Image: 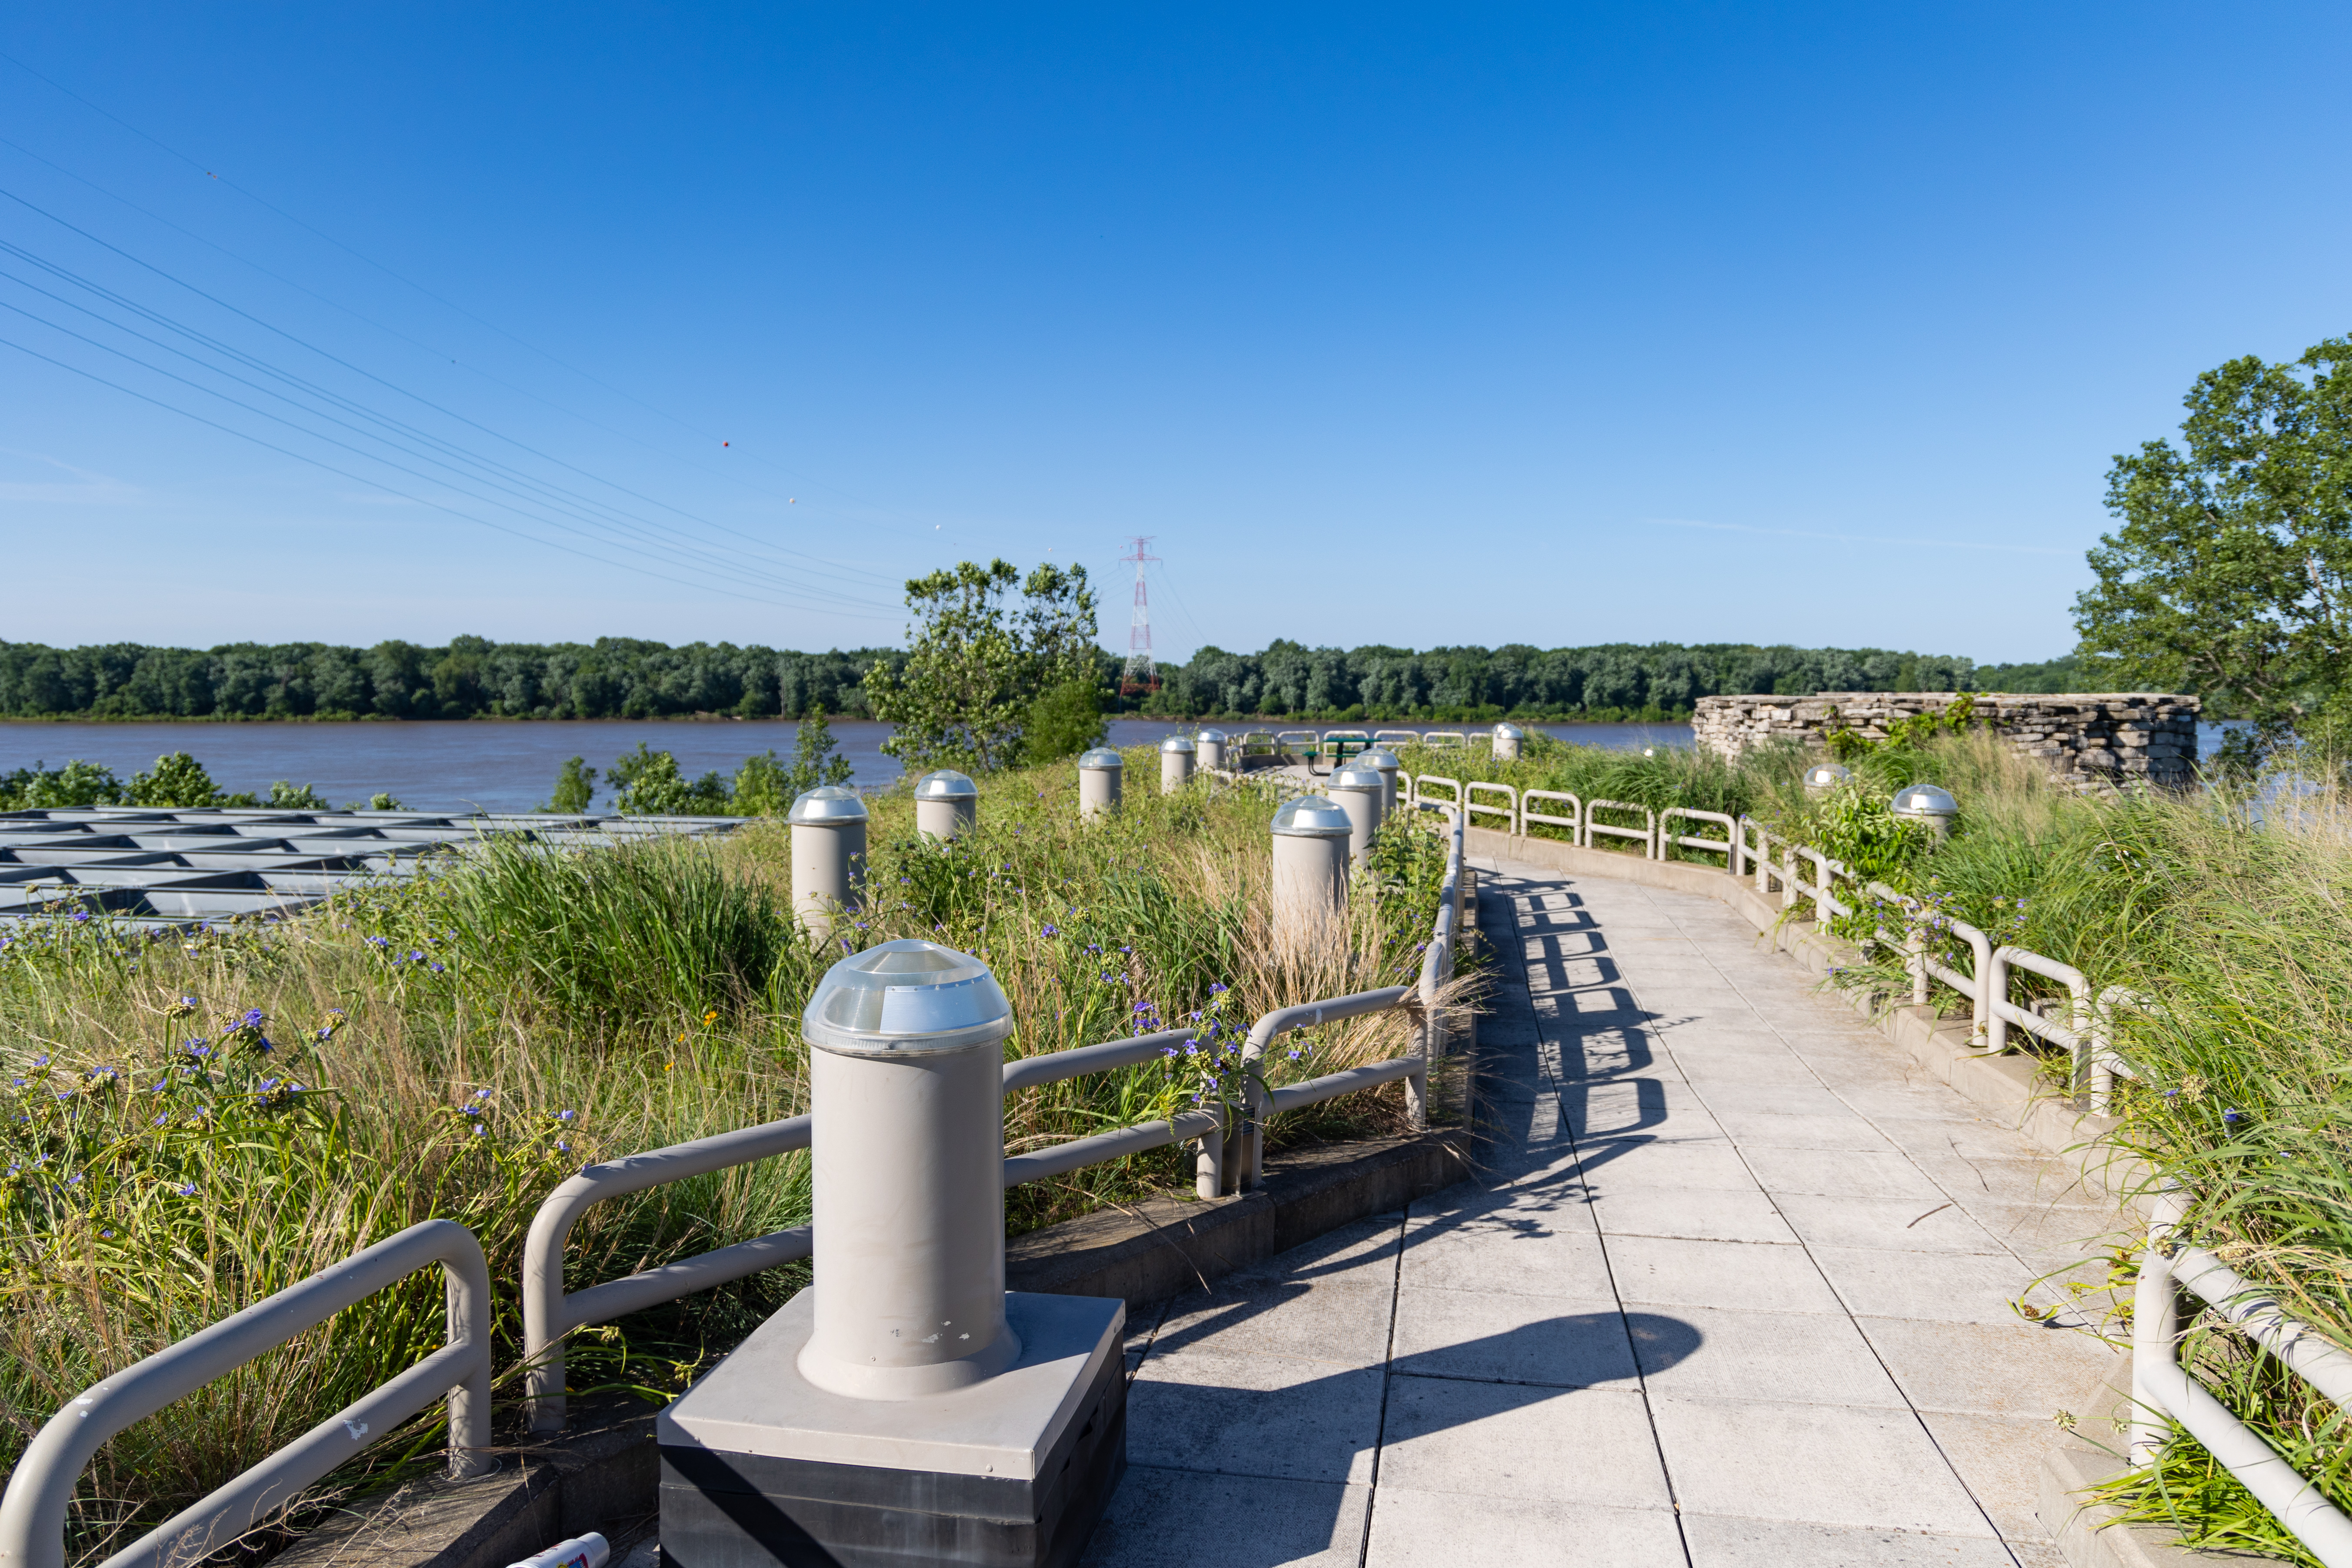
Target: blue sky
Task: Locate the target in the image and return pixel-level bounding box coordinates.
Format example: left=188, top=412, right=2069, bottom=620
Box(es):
left=1, top=4, right=2346, bottom=666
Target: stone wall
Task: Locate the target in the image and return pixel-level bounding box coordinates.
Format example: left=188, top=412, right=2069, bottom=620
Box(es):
left=1690, top=692, right=2202, bottom=790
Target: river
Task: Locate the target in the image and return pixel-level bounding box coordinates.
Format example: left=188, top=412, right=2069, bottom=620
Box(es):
left=0, top=719, right=1695, bottom=814
left=0, top=718, right=2243, bottom=814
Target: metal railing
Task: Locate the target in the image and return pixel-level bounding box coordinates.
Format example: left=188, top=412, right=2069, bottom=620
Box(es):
left=1660, top=807, right=1736, bottom=865
left=521, top=799, right=1470, bottom=1431
left=1520, top=789, right=1581, bottom=841
left=1585, top=799, right=1657, bottom=858
left=1463, top=781, right=1516, bottom=832
left=0, top=1220, right=493, bottom=1568
left=2132, top=1188, right=2352, bottom=1566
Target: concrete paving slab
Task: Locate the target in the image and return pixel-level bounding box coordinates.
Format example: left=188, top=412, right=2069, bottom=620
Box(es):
left=1679, top=1514, right=2019, bottom=1567
left=1151, top=1279, right=1399, bottom=1369
left=1587, top=1184, right=1799, bottom=1245
left=1710, top=1108, right=1897, bottom=1151
left=1389, top=1287, right=1646, bottom=1388
left=1650, top=1395, right=1997, bottom=1535
left=1772, top=1192, right=2008, bottom=1254
left=1633, top=1305, right=1911, bottom=1408
left=1608, top=1234, right=1842, bottom=1315
left=1737, top=1145, right=1949, bottom=1201
left=1572, top=1136, right=1755, bottom=1191
left=1375, top=1378, right=1669, bottom=1506
left=1398, top=1211, right=1617, bottom=1301
left=1080, top=1466, right=1369, bottom=1568
left=1857, top=1316, right=2120, bottom=1419
left=1809, top=1245, right=2071, bottom=1326
left=1126, top=1347, right=1386, bottom=1484
left=1363, top=1489, right=1684, bottom=1568
left=1918, top=1408, right=2079, bottom=1542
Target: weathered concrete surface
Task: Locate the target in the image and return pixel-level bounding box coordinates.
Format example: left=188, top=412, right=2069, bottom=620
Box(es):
left=1084, top=855, right=2126, bottom=1568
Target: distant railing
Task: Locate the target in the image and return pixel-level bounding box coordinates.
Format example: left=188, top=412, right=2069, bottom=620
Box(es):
left=0, top=1221, right=493, bottom=1568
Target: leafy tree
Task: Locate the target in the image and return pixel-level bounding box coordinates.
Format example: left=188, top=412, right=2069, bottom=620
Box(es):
left=607, top=743, right=732, bottom=815
left=124, top=753, right=229, bottom=808
left=732, top=706, right=856, bottom=816
left=1022, top=679, right=1107, bottom=765
left=0, top=760, right=123, bottom=809
left=263, top=781, right=331, bottom=809
left=866, top=560, right=1100, bottom=773
left=544, top=756, right=597, bottom=813
left=2074, top=335, right=2352, bottom=736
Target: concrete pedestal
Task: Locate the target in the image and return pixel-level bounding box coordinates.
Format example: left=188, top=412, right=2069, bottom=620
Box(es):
left=659, top=1290, right=1126, bottom=1568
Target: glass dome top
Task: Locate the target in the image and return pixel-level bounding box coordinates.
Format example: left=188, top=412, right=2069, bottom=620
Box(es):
left=912, top=769, right=979, bottom=800
left=1271, top=794, right=1353, bottom=838
left=787, top=785, right=869, bottom=824
left=1078, top=747, right=1124, bottom=770
left=1891, top=782, right=1959, bottom=817
left=803, top=939, right=1013, bottom=1057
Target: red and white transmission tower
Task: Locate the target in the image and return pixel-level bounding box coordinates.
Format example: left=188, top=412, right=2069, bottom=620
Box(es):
left=1119, top=536, right=1159, bottom=692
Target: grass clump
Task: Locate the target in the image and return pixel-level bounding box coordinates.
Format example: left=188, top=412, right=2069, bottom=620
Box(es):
left=0, top=745, right=1458, bottom=1563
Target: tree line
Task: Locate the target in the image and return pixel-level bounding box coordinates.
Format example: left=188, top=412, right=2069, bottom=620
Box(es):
left=0, top=633, right=2078, bottom=725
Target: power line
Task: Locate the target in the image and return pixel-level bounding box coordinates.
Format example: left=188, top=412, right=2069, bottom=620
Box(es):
left=0, top=285, right=882, bottom=614
left=0, top=127, right=902, bottom=546
left=0, top=47, right=923, bottom=528
left=0, top=241, right=897, bottom=607
left=0, top=330, right=901, bottom=620
left=0, top=182, right=897, bottom=595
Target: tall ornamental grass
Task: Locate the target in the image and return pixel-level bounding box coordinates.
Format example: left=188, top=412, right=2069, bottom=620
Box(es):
left=0, top=748, right=1458, bottom=1563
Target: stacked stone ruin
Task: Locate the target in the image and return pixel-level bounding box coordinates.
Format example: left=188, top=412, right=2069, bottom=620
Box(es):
left=1690, top=692, right=2202, bottom=790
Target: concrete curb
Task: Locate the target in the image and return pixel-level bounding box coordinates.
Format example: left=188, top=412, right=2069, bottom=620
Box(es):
left=1465, top=825, right=2231, bottom=1568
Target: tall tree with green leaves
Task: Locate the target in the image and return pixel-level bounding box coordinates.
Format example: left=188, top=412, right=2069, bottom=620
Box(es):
left=2074, top=335, right=2352, bottom=734
left=866, top=560, right=1101, bottom=772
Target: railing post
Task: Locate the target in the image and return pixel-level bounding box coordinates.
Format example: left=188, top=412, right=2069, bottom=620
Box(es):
left=1986, top=948, right=2012, bottom=1053
left=2132, top=1190, right=2185, bottom=1464
left=1907, top=920, right=1929, bottom=1007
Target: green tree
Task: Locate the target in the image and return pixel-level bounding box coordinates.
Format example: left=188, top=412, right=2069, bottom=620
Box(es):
left=0, top=760, right=124, bottom=809
left=2074, top=334, right=2352, bottom=735
left=544, top=756, right=597, bottom=813
left=607, top=743, right=732, bottom=815
left=1021, top=678, right=1107, bottom=765
left=264, top=781, right=331, bottom=809
left=123, top=753, right=226, bottom=808
left=866, top=560, right=1100, bottom=772
left=732, top=706, right=856, bottom=816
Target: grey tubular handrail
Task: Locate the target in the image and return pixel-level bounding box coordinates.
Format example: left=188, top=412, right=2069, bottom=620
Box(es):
left=1519, top=789, right=1580, bottom=839
left=1236, top=984, right=1420, bottom=1187
left=1463, top=781, right=1516, bottom=829
left=0, top=1219, right=493, bottom=1568
left=2132, top=1189, right=2352, bottom=1565
left=1660, top=807, right=1736, bottom=863
left=524, top=1027, right=1205, bottom=1430
left=1984, top=945, right=2089, bottom=1082
left=1584, top=799, right=1656, bottom=858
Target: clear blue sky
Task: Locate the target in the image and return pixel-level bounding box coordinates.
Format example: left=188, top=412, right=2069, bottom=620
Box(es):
left=2, top=5, right=2346, bottom=666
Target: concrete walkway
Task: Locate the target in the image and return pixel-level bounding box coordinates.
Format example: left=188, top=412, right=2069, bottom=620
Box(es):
left=1081, top=855, right=2124, bottom=1568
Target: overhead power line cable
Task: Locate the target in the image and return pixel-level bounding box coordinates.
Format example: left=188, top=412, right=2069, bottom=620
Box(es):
left=0, top=243, right=895, bottom=607
left=0, top=182, right=896, bottom=593
left=0, top=330, right=899, bottom=620
left=0, top=289, right=884, bottom=616
left=0, top=49, right=925, bottom=531
left=0, top=128, right=900, bottom=543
